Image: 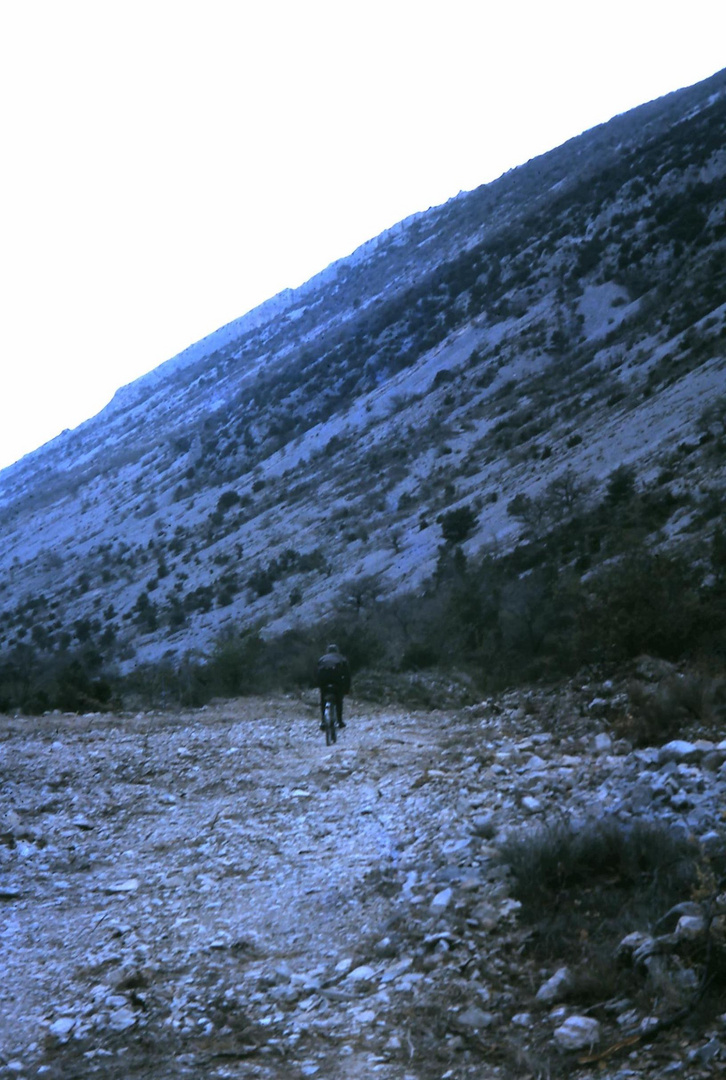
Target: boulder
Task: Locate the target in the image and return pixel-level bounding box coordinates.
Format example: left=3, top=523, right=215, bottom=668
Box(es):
left=658, top=741, right=702, bottom=765
left=457, top=1005, right=494, bottom=1031
left=553, top=1015, right=600, bottom=1050
left=471, top=814, right=496, bottom=839
left=675, top=914, right=706, bottom=941
left=431, top=887, right=453, bottom=912
left=536, top=967, right=571, bottom=1004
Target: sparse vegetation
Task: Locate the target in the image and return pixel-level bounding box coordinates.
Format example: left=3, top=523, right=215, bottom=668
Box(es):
left=0, top=71, right=725, bottom=721
left=439, top=504, right=478, bottom=544
left=499, top=816, right=726, bottom=1034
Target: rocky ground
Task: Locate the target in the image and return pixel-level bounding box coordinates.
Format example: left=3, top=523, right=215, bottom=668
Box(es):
left=2, top=677, right=726, bottom=1079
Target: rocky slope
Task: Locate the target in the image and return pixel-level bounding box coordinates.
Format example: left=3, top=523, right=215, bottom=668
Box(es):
left=3, top=672, right=726, bottom=1078
left=0, top=70, right=725, bottom=677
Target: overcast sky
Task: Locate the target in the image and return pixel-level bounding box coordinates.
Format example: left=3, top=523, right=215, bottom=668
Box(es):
left=0, top=1, right=724, bottom=471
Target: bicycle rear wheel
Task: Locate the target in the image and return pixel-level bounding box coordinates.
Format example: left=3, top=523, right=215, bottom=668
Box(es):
left=324, top=700, right=336, bottom=745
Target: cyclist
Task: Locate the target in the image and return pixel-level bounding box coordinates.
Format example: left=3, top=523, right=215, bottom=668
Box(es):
left=316, top=643, right=351, bottom=729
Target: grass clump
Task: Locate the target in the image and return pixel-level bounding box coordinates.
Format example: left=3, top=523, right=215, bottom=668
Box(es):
left=499, top=817, right=700, bottom=964
left=617, top=673, right=726, bottom=747
left=498, top=816, right=726, bottom=1041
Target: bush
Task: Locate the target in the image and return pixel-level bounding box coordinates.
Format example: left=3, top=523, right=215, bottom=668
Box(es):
left=588, top=550, right=700, bottom=662
left=500, top=817, right=702, bottom=967
left=440, top=505, right=478, bottom=544
left=400, top=642, right=440, bottom=671
left=206, top=630, right=266, bottom=697
left=605, top=463, right=637, bottom=505
left=248, top=567, right=274, bottom=598
left=56, top=660, right=112, bottom=712
left=506, top=492, right=547, bottom=535
left=216, top=490, right=240, bottom=514
left=502, top=818, right=698, bottom=913
left=616, top=674, right=726, bottom=747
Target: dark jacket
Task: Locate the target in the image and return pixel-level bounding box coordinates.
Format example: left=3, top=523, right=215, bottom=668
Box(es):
left=317, top=650, right=351, bottom=694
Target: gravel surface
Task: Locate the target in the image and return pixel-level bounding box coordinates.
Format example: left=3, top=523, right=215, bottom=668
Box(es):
left=2, top=688, right=726, bottom=1079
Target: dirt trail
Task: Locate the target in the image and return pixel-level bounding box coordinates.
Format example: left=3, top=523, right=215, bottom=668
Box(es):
left=5, top=688, right=725, bottom=1078
left=1, top=695, right=465, bottom=1079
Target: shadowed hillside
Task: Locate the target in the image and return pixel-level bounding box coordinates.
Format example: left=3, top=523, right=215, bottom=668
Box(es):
left=0, top=68, right=725, bottom=710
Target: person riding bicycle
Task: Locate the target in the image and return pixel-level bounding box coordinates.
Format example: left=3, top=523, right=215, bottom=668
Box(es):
left=316, top=644, right=351, bottom=729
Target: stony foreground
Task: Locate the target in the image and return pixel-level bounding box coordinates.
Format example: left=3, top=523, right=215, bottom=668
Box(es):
left=1, top=684, right=726, bottom=1079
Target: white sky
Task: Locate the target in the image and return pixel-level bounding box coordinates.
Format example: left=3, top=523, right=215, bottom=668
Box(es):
left=0, top=1, right=724, bottom=471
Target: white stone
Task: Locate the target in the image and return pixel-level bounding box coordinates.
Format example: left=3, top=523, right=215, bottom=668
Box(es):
left=700, top=830, right=722, bottom=853
left=354, top=1009, right=376, bottom=1024
left=594, top=733, right=613, bottom=753
left=499, top=898, right=522, bottom=919
left=48, top=1017, right=75, bottom=1038
left=616, top=931, right=652, bottom=961
left=521, top=796, right=542, bottom=813
left=104, top=994, right=128, bottom=1009
left=512, top=1012, right=532, bottom=1026
left=471, top=815, right=495, bottom=838
left=549, top=1005, right=569, bottom=1023
left=106, top=879, right=139, bottom=894
left=536, top=967, right=571, bottom=1003
left=616, top=1008, right=640, bottom=1028
left=346, top=965, right=376, bottom=983
left=675, top=914, right=706, bottom=940
left=658, top=741, right=701, bottom=765
left=431, top=887, right=453, bottom=912
left=553, top=1015, right=601, bottom=1050
left=380, top=957, right=413, bottom=984
left=458, top=1006, right=493, bottom=1030
left=670, top=789, right=694, bottom=811
left=401, top=870, right=418, bottom=895
left=108, top=1007, right=137, bottom=1032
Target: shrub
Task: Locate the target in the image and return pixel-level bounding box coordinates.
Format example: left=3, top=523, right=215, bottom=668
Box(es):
left=56, top=660, right=112, bottom=712
left=506, top=492, right=547, bottom=536
left=500, top=817, right=702, bottom=972
left=501, top=817, right=698, bottom=921
left=248, top=568, right=274, bottom=598
left=699, top=394, right=726, bottom=439
left=440, top=505, right=478, bottom=544
left=432, top=367, right=455, bottom=387
left=605, top=463, right=637, bottom=505
left=133, top=591, right=158, bottom=632
left=588, top=550, right=699, bottom=662
left=216, top=490, right=240, bottom=514
left=617, top=674, right=726, bottom=747
left=400, top=642, right=440, bottom=671
left=206, top=630, right=265, bottom=697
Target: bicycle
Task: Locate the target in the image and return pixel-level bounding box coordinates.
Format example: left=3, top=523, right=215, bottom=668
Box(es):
left=321, top=687, right=338, bottom=746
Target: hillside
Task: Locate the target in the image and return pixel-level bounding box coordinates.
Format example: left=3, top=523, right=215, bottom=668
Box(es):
left=0, top=68, right=725, bottom=707
left=5, top=66, right=726, bottom=1080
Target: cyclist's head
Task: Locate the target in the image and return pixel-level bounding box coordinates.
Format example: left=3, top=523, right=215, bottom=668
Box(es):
left=327, top=643, right=339, bottom=653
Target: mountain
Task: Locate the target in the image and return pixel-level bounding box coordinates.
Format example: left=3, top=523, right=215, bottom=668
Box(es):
left=1, top=68, right=725, bottom=710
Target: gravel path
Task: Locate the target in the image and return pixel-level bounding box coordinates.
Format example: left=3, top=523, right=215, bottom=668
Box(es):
left=4, top=687, right=725, bottom=1079
left=0, top=696, right=463, bottom=1079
